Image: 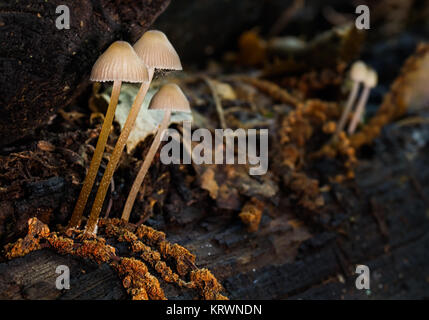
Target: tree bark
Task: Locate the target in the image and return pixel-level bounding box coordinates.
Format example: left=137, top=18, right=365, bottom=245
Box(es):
left=0, top=0, right=170, bottom=146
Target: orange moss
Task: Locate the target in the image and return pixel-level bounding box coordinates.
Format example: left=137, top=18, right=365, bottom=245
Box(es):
left=275, top=99, right=343, bottom=209
left=4, top=236, right=41, bottom=259
left=281, top=65, right=346, bottom=99
left=135, top=224, right=166, bottom=245
left=27, top=217, right=50, bottom=238
left=279, top=100, right=340, bottom=149
left=101, top=219, right=190, bottom=287
left=238, top=76, right=299, bottom=107
left=290, top=172, right=324, bottom=210
left=74, top=238, right=115, bottom=264
left=159, top=241, right=196, bottom=276
left=239, top=197, right=265, bottom=232
left=47, top=234, right=75, bottom=255
left=190, top=268, right=228, bottom=300
left=323, top=121, right=337, bottom=134
left=282, top=145, right=300, bottom=170
left=277, top=98, right=357, bottom=181
left=134, top=223, right=196, bottom=277
left=4, top=217, right=50, bottom=259
left=5, top=218, right=227, bottom=300
left=237, top=30, right=267, bottom=66
left=115, top=257, right=166, bottom=300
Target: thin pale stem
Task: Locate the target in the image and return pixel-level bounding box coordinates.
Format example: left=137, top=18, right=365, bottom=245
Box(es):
left=336, top=80, right=360, bottom=136
left=68, top=80, right=122, bottom=229
left=348, top=85, right=370, bottom=135
left=121, top=110, right=171, bottom=222
left=85, top=69, right=154, bottom=233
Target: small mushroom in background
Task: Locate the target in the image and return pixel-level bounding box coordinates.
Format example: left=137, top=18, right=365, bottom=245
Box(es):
left=85, top=30, right=182, bottom=233
left=336, top=61, right=368, bottom=136
left=68, top=41, right=149, bottom=229
left=348, top=68, right=378, bottom=135
left=121, top=84, right=191, bottom=222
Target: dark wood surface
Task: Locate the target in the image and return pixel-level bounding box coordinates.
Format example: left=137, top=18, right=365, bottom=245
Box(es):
left=0, top=0, right=428, bottom=301
left=0, top=0, right=170, bottom=146
left=1, top=122, right=428, bottom=300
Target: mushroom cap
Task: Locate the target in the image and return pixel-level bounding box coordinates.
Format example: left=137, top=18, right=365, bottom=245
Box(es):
left=133, top=30, right=182, bottom=70
left=350, top=61, right=367, bottom=82
left=90, top=41, right=149, bottom=83
left=149, top=84, right=190, bottom=113
left=365, top=69, right=378, bottom=88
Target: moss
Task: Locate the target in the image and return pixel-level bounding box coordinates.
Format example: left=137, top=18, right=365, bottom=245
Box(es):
left=239, top=197, right=265, bottom=232
left=190, top=268, right=228, bottom=300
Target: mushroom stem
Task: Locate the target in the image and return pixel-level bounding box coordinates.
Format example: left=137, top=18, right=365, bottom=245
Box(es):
left=121, top=110, right=172, bottom=222
left=347, top=85, right=370, bottom=135
left=336, top=80, right=359, bottom=136
left=85, top=68, right=154, bottom=233
left=68, top=80, right=122, bottom=228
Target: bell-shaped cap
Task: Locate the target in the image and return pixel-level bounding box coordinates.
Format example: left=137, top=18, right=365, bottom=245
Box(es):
left=133, top=30, right=182, bottom=70
left=364, top=69, right=378, bottom=88
left=90, top=41, right=149, bottom=83
left=350, top=61, right=367, bottom=83
left=149, top=84, right=190, bottom=112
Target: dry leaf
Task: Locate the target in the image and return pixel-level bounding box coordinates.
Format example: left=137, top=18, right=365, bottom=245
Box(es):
left=101, top=84, right=193, bottom=153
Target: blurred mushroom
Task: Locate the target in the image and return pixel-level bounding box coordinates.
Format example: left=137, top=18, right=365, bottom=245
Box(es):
left=121, top=84, right=191, bottom=222
left=336, top=61, right=367, bottom=135
left=85, top=30, right=182, bottom=233
left=68, top=41, right=148, bottom=229
left=348, top=68, right=378, bottom=135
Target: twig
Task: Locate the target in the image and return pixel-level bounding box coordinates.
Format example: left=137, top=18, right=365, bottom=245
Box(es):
left=395, top=116, right=429, bottom=128
left=202, top=76, right=227, bottom=129
left=269, top=0, right=305, bottom=37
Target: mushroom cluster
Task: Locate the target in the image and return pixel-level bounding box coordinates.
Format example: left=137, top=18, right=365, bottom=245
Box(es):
left=348, top=68, right=378, bottom=134
left=69, top=41, right=149, bottom=229
left=69, top=30, right=191, bottom=234
left=336, top=61, right=378, bottom=136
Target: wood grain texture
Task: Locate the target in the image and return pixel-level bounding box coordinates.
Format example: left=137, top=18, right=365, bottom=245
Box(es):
left=0, top=0, right=170, bottom=146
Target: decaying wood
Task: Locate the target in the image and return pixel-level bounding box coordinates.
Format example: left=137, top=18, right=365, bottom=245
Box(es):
left=0, top=2, right=428, bottom=299
left=0, top=122, right=428, bottom=299
left=0, top=0, right=170, bottom=146
left=0, top=249, right=126, bottom=299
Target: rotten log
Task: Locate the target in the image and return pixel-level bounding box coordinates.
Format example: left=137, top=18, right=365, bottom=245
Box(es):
left=1, top=123, right=428, bottom=299
left=0, top=0, right=170, bottom=147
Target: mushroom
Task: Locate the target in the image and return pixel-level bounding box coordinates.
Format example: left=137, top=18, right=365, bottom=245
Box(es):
left=121, top=84, right=191, bottom=222
left=348, top=68, right=378, bottom=134
left=336, top=61, right=367, bottom=135
left=68, top=41, right=148, bottom=229
left=85, top=30, right=182, bottom=233
left=133, top=30, right=182, bottom=72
